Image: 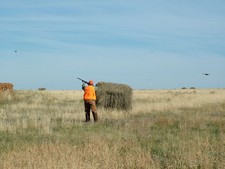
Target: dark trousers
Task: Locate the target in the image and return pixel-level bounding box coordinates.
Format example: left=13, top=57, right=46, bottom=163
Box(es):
left=84, top=100, right=98, bottom=122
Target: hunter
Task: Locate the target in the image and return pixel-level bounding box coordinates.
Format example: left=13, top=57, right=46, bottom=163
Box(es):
left=82, top=80, right=98, bottom=122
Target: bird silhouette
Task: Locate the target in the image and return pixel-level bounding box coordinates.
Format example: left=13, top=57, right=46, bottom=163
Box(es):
left=203, top=73, right=210, bottom=76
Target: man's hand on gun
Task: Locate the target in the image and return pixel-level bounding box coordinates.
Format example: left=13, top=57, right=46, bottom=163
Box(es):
left=82, top=83, right=86, bottom=90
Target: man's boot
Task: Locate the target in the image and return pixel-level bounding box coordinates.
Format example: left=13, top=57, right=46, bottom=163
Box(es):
left=92, top=112, right=98, bottom=122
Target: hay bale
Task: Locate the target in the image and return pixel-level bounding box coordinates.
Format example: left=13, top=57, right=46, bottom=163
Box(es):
left=96, top=82, right=132, bottom=110
left=0, top=83, right=13, bottom=93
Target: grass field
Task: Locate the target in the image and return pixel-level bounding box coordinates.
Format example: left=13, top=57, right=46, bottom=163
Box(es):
left=0, top=89, right=225, bottom=168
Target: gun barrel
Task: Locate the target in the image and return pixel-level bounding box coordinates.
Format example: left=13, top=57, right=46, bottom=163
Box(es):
left=77, top=77, right=89, bottom=84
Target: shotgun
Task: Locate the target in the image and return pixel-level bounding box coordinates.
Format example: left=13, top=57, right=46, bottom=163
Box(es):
left=77, top=77, right=89, bottom=85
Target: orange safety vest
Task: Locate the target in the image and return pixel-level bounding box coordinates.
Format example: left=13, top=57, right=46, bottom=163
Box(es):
left=83, top=85, right=96, bottom=100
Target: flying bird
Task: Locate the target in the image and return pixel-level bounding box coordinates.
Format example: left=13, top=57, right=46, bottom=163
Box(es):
left=203, top=73, right=210, bottom=76
left=14, top=50, right=17, bottom=53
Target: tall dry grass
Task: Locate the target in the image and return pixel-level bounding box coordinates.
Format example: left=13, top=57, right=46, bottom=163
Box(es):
left=0, top=90, right=84, bottom=133
left=0, top=89, right=225, bottom=168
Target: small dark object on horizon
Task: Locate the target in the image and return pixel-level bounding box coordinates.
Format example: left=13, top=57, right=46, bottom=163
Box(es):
left=38, top=88, right=46, bottom=91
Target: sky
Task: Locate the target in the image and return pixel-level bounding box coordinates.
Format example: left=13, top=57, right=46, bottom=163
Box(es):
left=0, top=0, right=225, bottom=90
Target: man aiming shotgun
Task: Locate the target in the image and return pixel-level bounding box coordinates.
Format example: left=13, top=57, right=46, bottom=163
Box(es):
left=77, top=77, right=98, bottom=122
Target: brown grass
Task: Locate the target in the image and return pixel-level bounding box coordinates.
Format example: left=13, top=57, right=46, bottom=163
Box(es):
left=0, top=89, right=225, bottom=168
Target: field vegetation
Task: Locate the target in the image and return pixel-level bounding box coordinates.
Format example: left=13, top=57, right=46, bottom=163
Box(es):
left=0, top=89, right=225, bottom=168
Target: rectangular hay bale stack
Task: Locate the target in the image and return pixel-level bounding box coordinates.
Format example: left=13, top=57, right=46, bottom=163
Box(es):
left=0, top=83, right=13, bottom=93
left=96, top=82, right=132, bottom=110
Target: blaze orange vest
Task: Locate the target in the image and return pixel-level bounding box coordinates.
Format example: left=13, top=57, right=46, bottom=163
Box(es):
left=83, top=85, right=96, bottom=100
